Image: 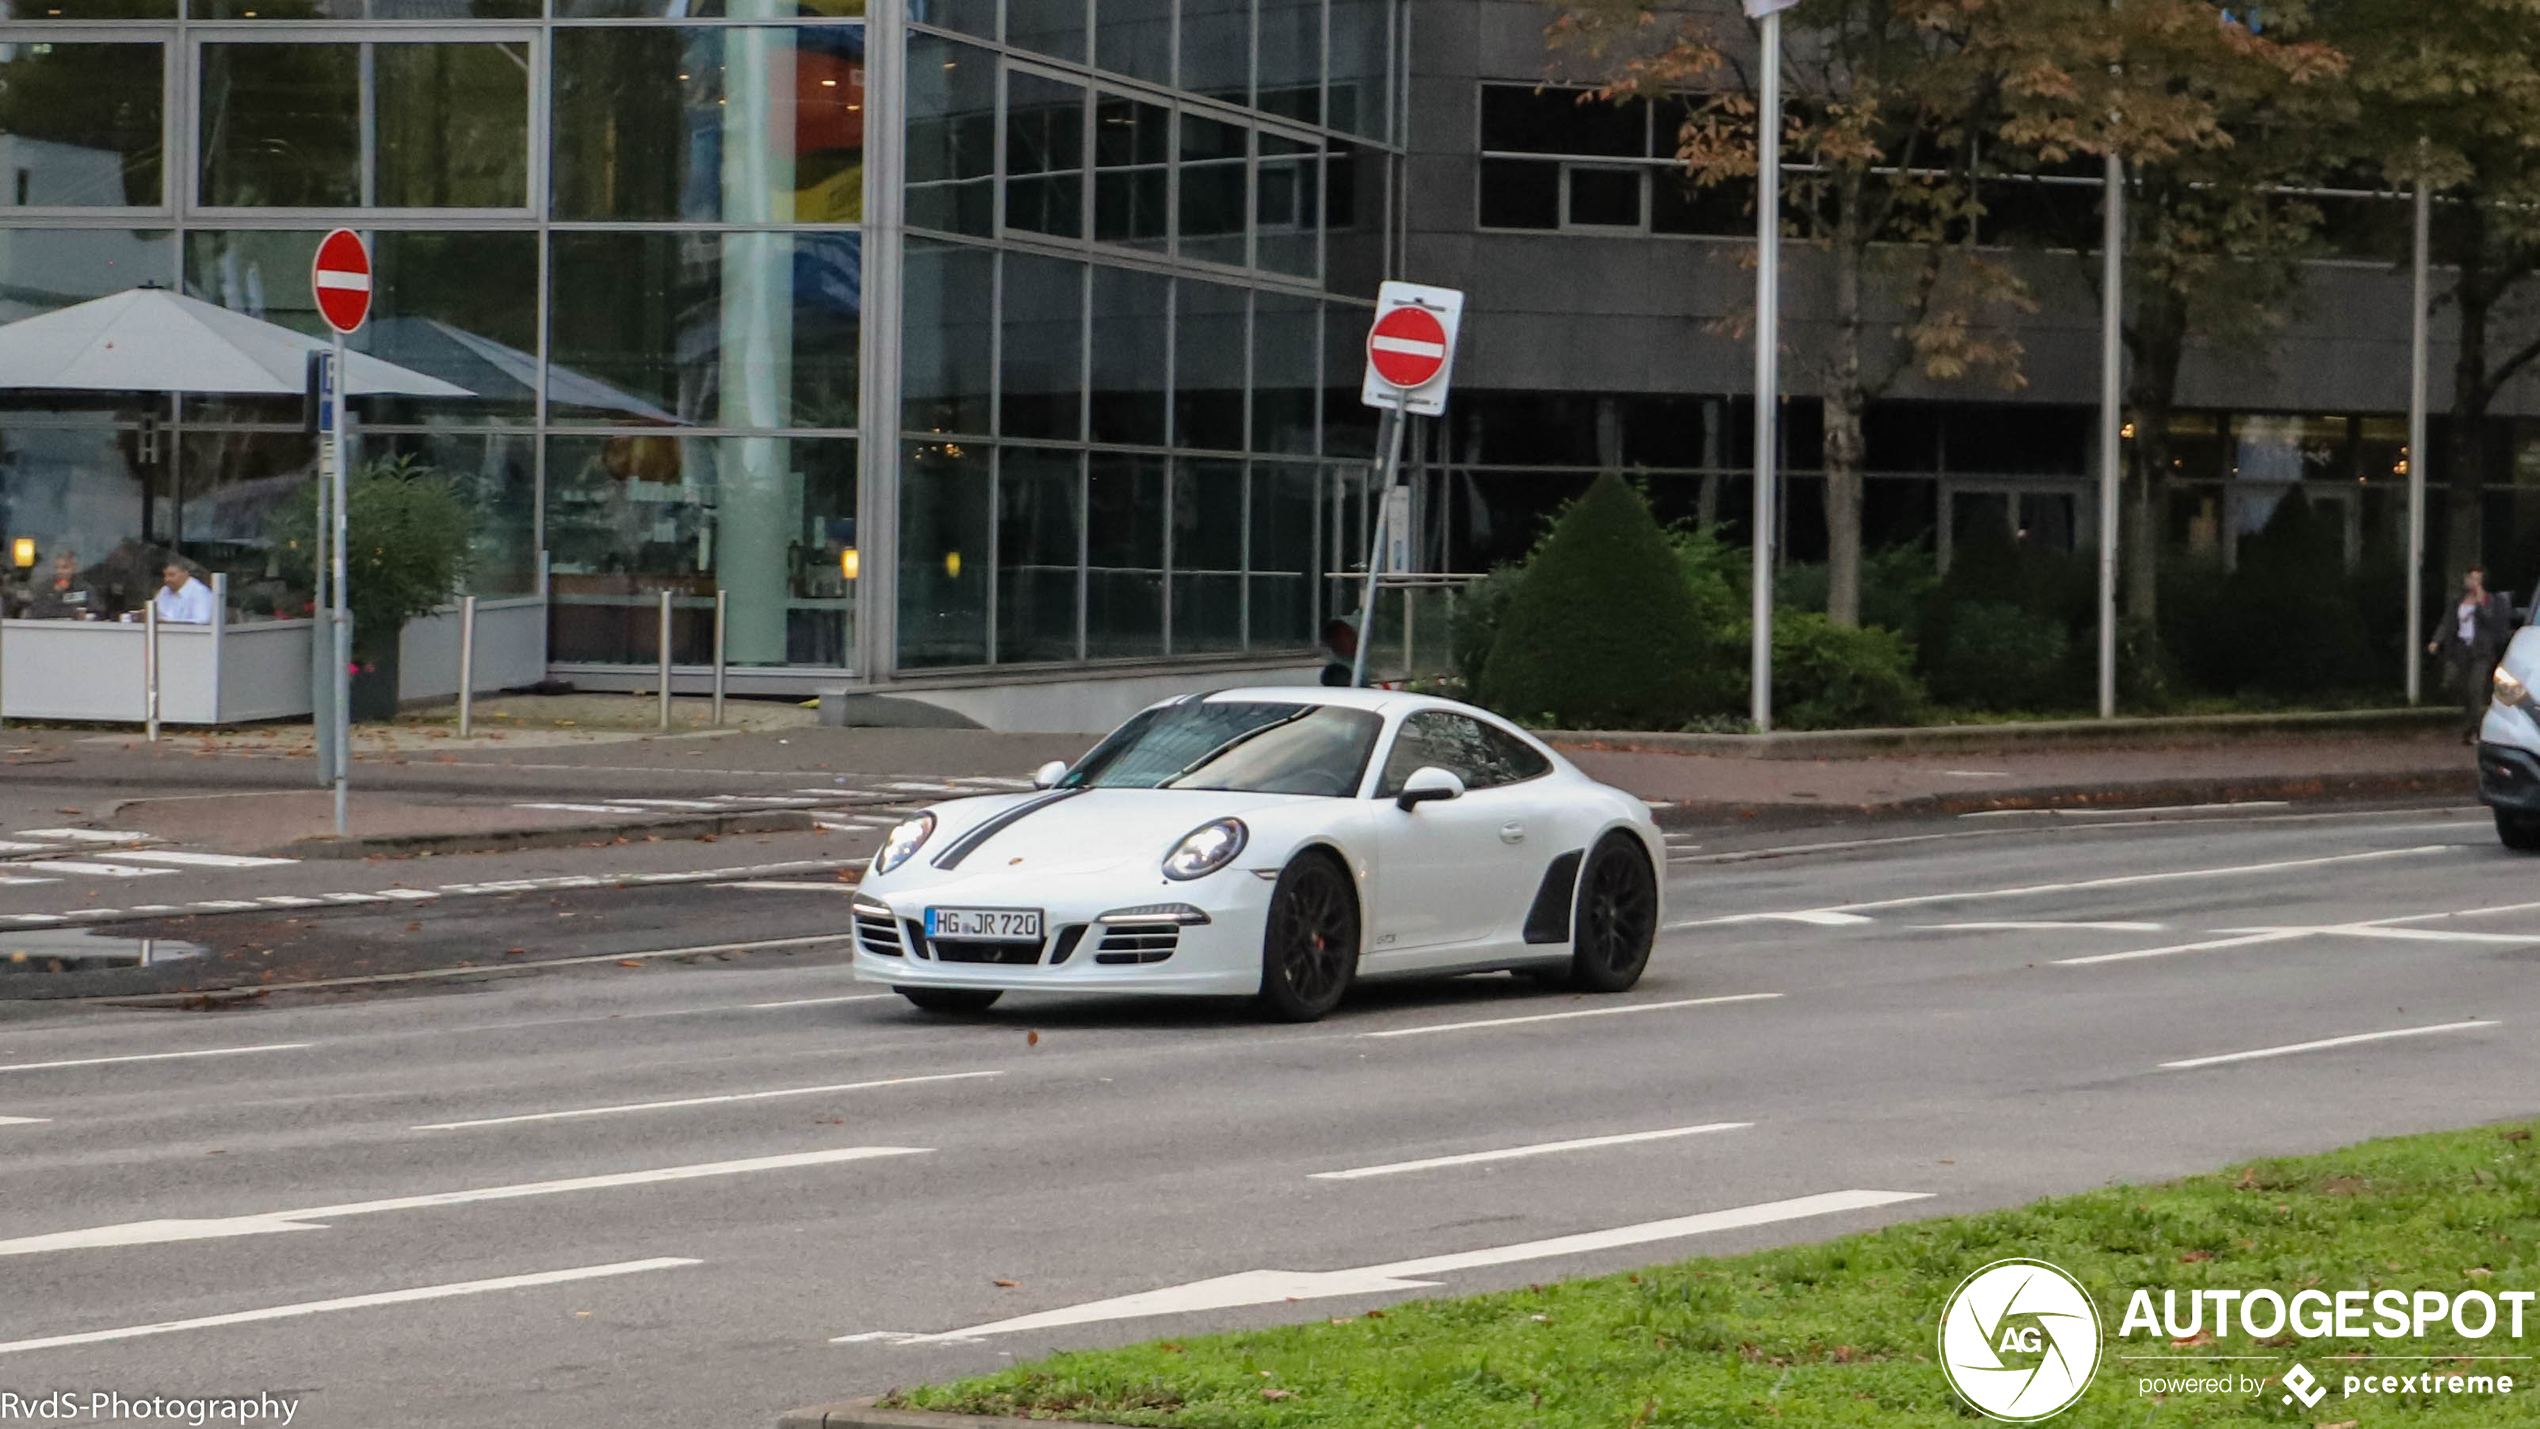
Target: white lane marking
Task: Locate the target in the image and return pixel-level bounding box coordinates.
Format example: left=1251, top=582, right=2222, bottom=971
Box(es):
left=16, top=829, right=150, bottom=843
left=515, top=803, right=626, bottom=814
left=254, top=895, right=324, bottom=906
left=747, top=994, right=893, bottom=1009
left=1364, top=993, right=1783, bottom=1038
left=2053, top=932, right=2311, bottom=966
left=1932, top=921, right=2169, bottom=932
left=1943, top=770, right=2013, bottom=778
left=1674, top=845, right=2457, bottom=929
left=0, top=1116, right=48, bottom=1126
left=412, top=1071, right=1002, bottom=1131
left=1694, top=910, right=1873, bottom=927
left=96, top=850, right=298, bottom=869
left=0, top=1258, right=700, bottom=1357
left=2, top=914, right=65, bottom=923
left=0, top=841, right=62, bottom=854
left=841, top=1189, right=1929, bottom=1344
left=23, top=862, right=174, bottom=879
left=2222, top=924, right=2540, bottom=946
left=0, top=1146, right=928, bottom=1257
left=724, top=880, right=859, bottom=893
left=886, top=781, right=962, bottom=792
left=0, top=1043, right=311, bottom=1075
left=2160, top=1020, right=2499, bottom=1070
left=86, top=933, right=861, bottom=1007
left=0, top=877, right=59, bottom=888
left=1959, top=801, right=2289, bottom=819
left=601, top=798, right=723, bottom=811
left=1310, top=1122, right=1753, bottom=1180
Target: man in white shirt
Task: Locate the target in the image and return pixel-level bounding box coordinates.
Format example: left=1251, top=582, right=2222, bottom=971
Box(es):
left=153, top=563, right=215, bottom=624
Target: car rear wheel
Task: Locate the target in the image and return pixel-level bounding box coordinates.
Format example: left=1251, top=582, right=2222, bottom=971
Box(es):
left=896, top=987, right=1003, bottom=1014
left=1563, top=832, right=1657, bottom=993
left=2498, top=810, right=2540, bottom=852
left=1258, top=851, right=1359, bottom=1022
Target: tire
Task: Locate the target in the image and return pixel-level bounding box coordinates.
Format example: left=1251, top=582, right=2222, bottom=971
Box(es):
left=1562, top=832, right=1658, bottom=993
left=896, top=987, right=1003, bottom=1014
left=2498, top=810, right=2540, bottom=853
left=1257, top=851, right=1361, bottom=1022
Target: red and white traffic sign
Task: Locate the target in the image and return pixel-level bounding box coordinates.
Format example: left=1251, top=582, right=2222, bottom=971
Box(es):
left=1360, top=281, right=1464, bottom=417
left=311, top=229, right=372, bottom=335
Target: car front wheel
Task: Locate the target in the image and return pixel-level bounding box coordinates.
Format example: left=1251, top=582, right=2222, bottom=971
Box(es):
left=2498, top=810, right=2540, bottom=852
left=1563, top=832, right=1657, bottom=993
left=896, top=987, right=1003, bottom=1014
left=1257, top=851, right=1360, bottom=1022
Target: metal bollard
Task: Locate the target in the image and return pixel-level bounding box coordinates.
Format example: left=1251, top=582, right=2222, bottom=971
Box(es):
left=456, top=594, right=477, bottom=738
left=711, top=589, right=728, bottom=727
left=143, top=601, right=160, bottom=742
left=657, top=588, right=674, bottom=732
left=0, top=594, right=8, bottom=732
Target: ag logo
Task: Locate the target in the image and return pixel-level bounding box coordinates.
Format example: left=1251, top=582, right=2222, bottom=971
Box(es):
left=1938, top=1259, right=2102, bottom=1421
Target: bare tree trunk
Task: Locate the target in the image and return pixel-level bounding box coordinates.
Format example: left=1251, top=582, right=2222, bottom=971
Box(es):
left=2123, top=288, right=2189, bottom=629
left=2448, top=228, right=2494, bottom=585
left=1823, top=196, right=1868, bottom=628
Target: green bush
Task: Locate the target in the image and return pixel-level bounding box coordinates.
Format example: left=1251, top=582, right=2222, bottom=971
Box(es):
left=268, top=456, right=473, bottom=658
left=1446, top=563, right=1525, bottom=695
left=1766, top=611, right=1926, bottom=730
left=1927, top=598, right=2073, bottom=711
left=1479, top=474, right=1712, bottom=730
left=2161, top=489, right=2386, bottom=700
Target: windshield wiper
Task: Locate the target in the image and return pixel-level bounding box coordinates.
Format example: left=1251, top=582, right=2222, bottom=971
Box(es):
left=1158, top=707, right=1315, bottom=786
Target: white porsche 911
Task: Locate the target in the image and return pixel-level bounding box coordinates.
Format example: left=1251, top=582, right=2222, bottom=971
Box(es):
left=848, top=688, right=1664, bottom=1021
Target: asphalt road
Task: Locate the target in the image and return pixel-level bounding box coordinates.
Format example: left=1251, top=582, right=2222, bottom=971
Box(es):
left=2, top=801, right=2534, bottom=1428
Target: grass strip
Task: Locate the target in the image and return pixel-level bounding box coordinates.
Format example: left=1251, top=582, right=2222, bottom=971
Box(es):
left=886, top=1119, right=2540, bottom=1425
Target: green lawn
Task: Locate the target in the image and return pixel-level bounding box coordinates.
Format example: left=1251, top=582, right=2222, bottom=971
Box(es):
left=886, top=1120, right=2540, bottom=1426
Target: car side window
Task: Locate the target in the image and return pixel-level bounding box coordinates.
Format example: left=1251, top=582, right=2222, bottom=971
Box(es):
left=1376, top=711, right=1541, bottom=796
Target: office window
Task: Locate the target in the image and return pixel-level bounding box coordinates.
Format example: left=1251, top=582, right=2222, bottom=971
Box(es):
left=1477, top=82, right=1747, bottom=237
left=0, top=44, right=164, bottom=208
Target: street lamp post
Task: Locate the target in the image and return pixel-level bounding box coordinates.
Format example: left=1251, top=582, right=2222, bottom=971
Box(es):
left=1746, top=0, right=1796, bottom=733
left=2407, top=166, right=2432, bottom=705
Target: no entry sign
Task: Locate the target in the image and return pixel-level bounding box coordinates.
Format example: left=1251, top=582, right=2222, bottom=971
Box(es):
left=1359, top=281, right=1464, bottom=417
left=311, top=229, right=372, bottom=335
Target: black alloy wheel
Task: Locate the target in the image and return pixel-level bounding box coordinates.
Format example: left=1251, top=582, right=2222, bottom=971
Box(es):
left=1565, top=832, right=1657, bottom=993
left=1258, top=851, right=1360, bottom=1022
left=896, top=987, right=1004, bottom=1014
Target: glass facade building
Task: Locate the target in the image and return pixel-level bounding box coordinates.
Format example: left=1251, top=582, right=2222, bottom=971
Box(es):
left=0, top=0, right=1401, bottom=686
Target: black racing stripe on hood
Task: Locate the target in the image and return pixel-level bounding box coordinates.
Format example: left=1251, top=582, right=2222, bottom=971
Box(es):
left=929, top=788, right=1087, bottom=870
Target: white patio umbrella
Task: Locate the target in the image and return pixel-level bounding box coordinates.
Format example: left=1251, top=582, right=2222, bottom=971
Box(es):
left=0, top=286, right=469, bottom=397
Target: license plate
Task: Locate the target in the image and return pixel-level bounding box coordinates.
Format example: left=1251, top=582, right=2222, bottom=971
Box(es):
left=926, top=906, right=1043, bottom=941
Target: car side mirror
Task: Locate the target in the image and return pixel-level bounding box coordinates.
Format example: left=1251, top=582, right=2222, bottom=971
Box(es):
left=1031, top=760, right=1069, bottom=790
left=1395, top=765, right=1465, bottom=811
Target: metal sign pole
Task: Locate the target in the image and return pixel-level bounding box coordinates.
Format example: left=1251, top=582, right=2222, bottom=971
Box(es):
left=2407, top=166, right=2432, bottom=705
left=457, top=593, right=477, bottom=738
left=144, top=601, right=160, bottom=742
left=2098, top=150, right=2124, bottom=719
left=311, top=357, right=336, bottom=789
left=330, top=328, right=351, bottom=837
left=1351, top=391, right=1411, bottom=688
left=658, top=589, right=674, bottom=731
left=1750, top=4, right=1784, bottom=733
left=712, top=589, right=729, bottom=726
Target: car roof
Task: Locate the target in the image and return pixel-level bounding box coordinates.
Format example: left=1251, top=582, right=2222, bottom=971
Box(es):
left=1188, top=686, right=1467, bottom=716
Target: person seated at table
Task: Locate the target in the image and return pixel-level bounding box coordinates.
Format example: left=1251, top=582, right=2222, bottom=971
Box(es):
left=23, top=550, right=99, bottom=620
left=153, top=562, right=215, bottom=624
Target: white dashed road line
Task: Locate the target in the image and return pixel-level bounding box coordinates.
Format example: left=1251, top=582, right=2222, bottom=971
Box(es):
left=1309, top=1122, right=1753, bottom=1180
left=1365, top=993, right=1783, bottom=1038
left=2159, top=1020, right=2500, bottom=1070
left=0, top=1043, right=312, bottom=1075
left=2052, top=932, right=2312, bottom=967
left=411, top=1070, right=1003, bottom=1131
left=96, top=850, right=298, bottom=869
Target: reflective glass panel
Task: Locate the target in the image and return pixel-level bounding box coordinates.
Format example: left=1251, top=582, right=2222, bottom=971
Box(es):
left=359, top=431, right=538, bottom=597
left=0, top=227, right=172, bottom=324
left=1093, top=0, right=1169, bottom=86
left=198, top=43, right=357, bottom=207
left=1174, top=279, right=1245, bottom=452
left=199, top=41, right=529, bottom=209
left=1171, top=457, right=1243, bottom=652
left=997, top=445, right=1081, bottom=662
left=549, top=231, right=862, bottom=429
left=1179, top=114, right=1248, bottom=267
left=196, top=0, right=537, bottom=18
left=1179, top=0, right=1249, bottom=104
left=1326, top=0, right=1388, bottom=141
left=545, top=434, right=859, bottom=667
left=904, top=32, right=992, bottom=236
left=999, top=251, right=1083, bottom=441
left=900, top=238, right=993, bottom=437
left=1256, top=0, right=1320, bottom=123
left=13, top=0, right=172, bottom=17
left=184, top=228, right=540, bottom=425
left=910, top=0, right=992, bottom=40
left=555, top=0, right=863, bottom=20
left=1093, top=94, right=1168, bottom=250
left=375, top=43, right=530, bottom=207
left=1085, top=451, right=1161, bottom=656
left=1088, top=264, right=1167, bottom=446
left=1003, top=68, right=1085, bottom=239
left=1249, top=461, right=1317, bottom=645
left=556, top=27, right=868, bottom=225
left=899, top=437, right=990, bottom=667
left=168, top=427, right=313, bottom=615
left=0, top=403, right=158, bottom=620
left=1007, top=0, right=1086, bottom=64
left=1256, top=131, right=1318, bottom=277
left=1251, top=290, right=1316, bottom=453
left=0, top=43, right=163, bottom=208
left=1321, top=303, right=1376, bottom=457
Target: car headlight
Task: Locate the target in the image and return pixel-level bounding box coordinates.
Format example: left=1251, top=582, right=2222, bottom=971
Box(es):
left=1162, top=817, right=1248, bottom=881
left=873, top=812, right=936, bottom=876
left=2498, top=668, right=2530, bottom=707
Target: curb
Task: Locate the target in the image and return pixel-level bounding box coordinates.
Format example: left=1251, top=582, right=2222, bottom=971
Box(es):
left=1550, top=707, right=2458, bottom=760
left=1644, top=768, right=2477, bottom=828
left=272, top=809, right=820, bottom=859
left=780, top=1399, right=1136, bottom=1429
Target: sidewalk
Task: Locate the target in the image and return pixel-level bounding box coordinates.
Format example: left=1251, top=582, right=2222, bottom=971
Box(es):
left=0, top=696, right=2481, bottom=855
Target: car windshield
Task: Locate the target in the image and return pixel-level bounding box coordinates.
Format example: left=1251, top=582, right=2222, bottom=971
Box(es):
left=1062, top=701, right=1383, bottom=797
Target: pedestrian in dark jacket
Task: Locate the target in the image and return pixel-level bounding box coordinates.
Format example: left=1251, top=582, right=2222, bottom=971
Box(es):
left=2429, top=566, right=2515, bottom=741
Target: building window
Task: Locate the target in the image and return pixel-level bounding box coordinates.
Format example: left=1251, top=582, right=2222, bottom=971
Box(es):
left=0, top=42, right=166, bottom=210
left=197, top=40, right=532, bottom=211
left=1475, top=82, right=1748, bottom=237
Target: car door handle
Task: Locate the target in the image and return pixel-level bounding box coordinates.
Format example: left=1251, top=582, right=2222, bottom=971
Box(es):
left=1499, top=822, right=1526, bottom=844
